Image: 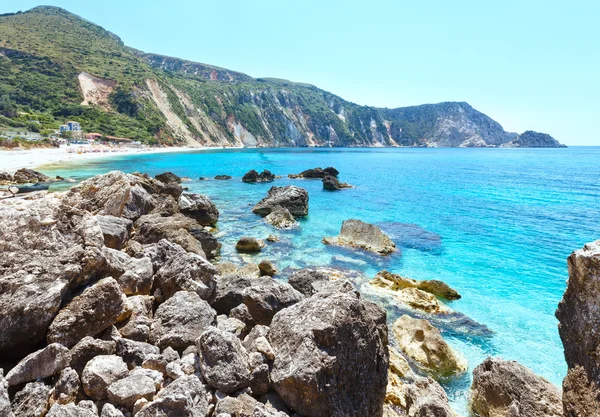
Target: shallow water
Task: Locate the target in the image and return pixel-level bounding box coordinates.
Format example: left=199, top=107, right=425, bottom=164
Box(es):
left=43, top=147, right=600, bottom=413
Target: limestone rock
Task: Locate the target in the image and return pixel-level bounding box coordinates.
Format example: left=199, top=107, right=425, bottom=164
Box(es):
left=156, top=375, right=212, bottom=416
left=103, top=248, right=154, bottom=295
left=115, top=338, right=160, bottom=368
left=417, top=280, right=461, bottom=301
left=155, top=172, right=181, bottom=184
left=210, top=274, right=253, bottom=315
left=395, top=287, right=445, bottom=313
left=81, top=355, right=129, bottom=400
left=323, top=219, right=397, bottom=255
left=258, top=260, right=277, bottom=277
left=133, top=213, right=206, bottom=256
left=269, top=290, right=388, bottom=417
left=287, top=268, right=329, bottom=296
left=6, top=343, right=70, bottom=386
left=322, top=175, right=352, bottom=191
left=217, top=315, right=246, bottom=337
left=556, top=240, right=600, bottom=416
left=264, top=206, right=298, bottom=229
left=107, top=374, right=157, bottom=409
left=69, top=337, right=116, bottom=374
left=188, top=228, right=221, bottom=259
left=141, top=239, right=187, bottom=272
left=178, top=193, right=219, bottom=226
left=117, top=295, right=154, bottom=342
left=197, top=327, right=251, bottom=393
left=0, top=370, right=13, bottom=417
left=288, top=167, right=339, bottom=179
left=13, top=168, right=52, bottom=184
left=46, top=403, right=98, bottom=417
left=100, top=403, right=125, bottom=417
left=393, top=315, right=466, bottom=378
left=150, top=291, right=217, bottom=350
left=47, top=277, right=125, bottom=348
left=402, top=377, right=456, bottom=417
left=214, top=393, right=284, bottom=417
left=242, top=169, right=275, bottom=183
left=154, top=250, right=217, bottom=300
left=52, top=367, right=80, bottom=405
left=252, top=186, right=309, bottom=217
left=96, top=215, right=133, bottom=250
left=236, top=237, right=265, bottom=253
left=242, top=277, right=304, bottom=325
left=469, top=357, right=563, bottom=417
left=12, top=382, right=51, bottom=417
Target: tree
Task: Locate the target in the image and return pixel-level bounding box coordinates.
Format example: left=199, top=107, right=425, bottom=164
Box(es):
left=0, top=95, right=17, bottom=118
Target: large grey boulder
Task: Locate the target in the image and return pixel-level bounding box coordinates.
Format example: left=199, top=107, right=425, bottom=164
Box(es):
left=116, top=338, right=160, bottom=368
left=252, top=186, right=309, bottom=217
left=400, top=377, right=456, bottom=417
left=117, top=295, right=154, bottom=342
left=52, top=367, right=80, bottom=405
left=156, top=375, right=212, bottom=416
left=12, top=381, right=51, bottom=417
left=556, top=240, right=600, bottom=416
left=5, top=343, right=70, bottom=386
left=210, top=274, right=253, bottom=315
left=323, top=219, right=397, bottom=255
left=133, top=213, right=207, bottom=256
left=269, top=291, right=388, bottom=417
left=107, top=373, right=157, bottom=408
left=288, top=268, right=330, bottom=296
left=469, top=357, right=563, bottom=417
left=81, top=355, right=129, bottom=400
left=242, top=277, right=304, bottom=325
left=96, top=215, right=133, bottom=250
left=47, top=277, right=125, bottom=348
left=154, top=250, right=217, bottom=300
left=178, top=193, right=219, bottom=226
left=136, top=396, right=195, bottom=417
left=0, top=196, right=107, bottom=357
left=69, top=337, right=116, bottom=374
left=103, top=248, right=154, bottom=295
left=264, top=206, right=298, bottom=229
left=188, top=228, right=221, bottom=259
left=197, top=327, right=251, bottom=393
left=46, top=403, right=98, bottom=417
left=150, top=291, right=217, bottom=350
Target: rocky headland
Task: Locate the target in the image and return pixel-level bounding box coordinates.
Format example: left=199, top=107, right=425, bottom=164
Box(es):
left=0, top=168, right=597, bottom=417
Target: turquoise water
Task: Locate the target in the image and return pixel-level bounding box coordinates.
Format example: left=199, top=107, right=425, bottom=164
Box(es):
left=44, top=147, right=600, bottom=413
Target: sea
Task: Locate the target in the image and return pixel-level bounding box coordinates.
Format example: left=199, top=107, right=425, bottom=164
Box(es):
left=42, top=146, right=600, bottom=414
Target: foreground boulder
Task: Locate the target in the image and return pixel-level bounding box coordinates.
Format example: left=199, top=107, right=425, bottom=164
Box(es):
left=252, top=186, right=309, bottom=217
left=269, top=290, right=388, bottom=416
left=556, top=240, right=600, bottom=416
left=178, top=193, right=219, bottom=226
left=393, top=315, right=466, bottom=378
left=323, top=219, right=397, bottom=255
left=103, top=248, right=154, bottom=295
left=47, top=277, right=125, bottom=348
left=133, top=213, right=207, bottom=256
left=288, top=167, right=339, bottom=179
left=96, top=215, right=133, bottom=250
left=469, top=357, right=563, bottom=417
left=5, top=343, right=70, bottom=386
left=154, top=250, right=217, bottom=300
left=242, top=169, right=275, bottom=183
left=242, top=277, right=304, bottom=325
left=287, top=268, right=330, bottom=296
left=82, top=355, right=129, bottom=400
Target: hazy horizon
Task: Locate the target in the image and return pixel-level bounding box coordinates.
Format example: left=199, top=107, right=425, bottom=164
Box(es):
left=2, top=0, right=599, bottom=146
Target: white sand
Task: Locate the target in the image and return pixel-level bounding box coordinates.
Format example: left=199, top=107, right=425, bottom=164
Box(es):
left=0, top=145, right=221, bottom=172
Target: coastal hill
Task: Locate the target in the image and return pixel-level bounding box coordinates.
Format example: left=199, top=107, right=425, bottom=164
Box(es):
left=0, top=6, right=566, bottom=148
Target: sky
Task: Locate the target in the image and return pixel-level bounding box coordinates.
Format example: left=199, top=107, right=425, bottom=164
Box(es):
left=2, top=0, right=599, bottom=145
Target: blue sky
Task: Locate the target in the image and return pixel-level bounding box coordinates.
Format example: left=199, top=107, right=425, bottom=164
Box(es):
left=2, top=0, right=599, bottom=145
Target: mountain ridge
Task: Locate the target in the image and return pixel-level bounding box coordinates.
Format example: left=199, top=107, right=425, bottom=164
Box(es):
left=0, top=6, right=566, bottom=148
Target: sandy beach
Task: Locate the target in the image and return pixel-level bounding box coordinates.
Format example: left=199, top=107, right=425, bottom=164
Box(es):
left=0, top=145, right=218, bottom=172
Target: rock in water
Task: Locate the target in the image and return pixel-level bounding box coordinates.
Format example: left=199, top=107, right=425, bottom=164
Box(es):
left=288, top=167, right=339, bottom=179
left=13, top=168, right=51, bottom=184
left=469, top=357, right=563, bottom=417
left=269, top=290, right=388, bottom=417
left=322, top=175, right=352, bottom=191
left=264, top=205, right=298, bottom=229
left=47, top=277, right=125, bottom=348
left=252, top=186, right=309, bottom=217
left=178, top=193, right=219, bottom=226
left=556, top=240, right=600, bottom=416
left=393, top=315, right=467, bottom=378
left=155, top=172, right=181, bottom=184
left=236, top=237, right=265, bottom=253
left=242, top=169, right=276, bottom=183
left=5, top=343, right=70, bottom=386
left=323, top=219, right=397, bottom=255
left=214, top=175, right=231, bottom=180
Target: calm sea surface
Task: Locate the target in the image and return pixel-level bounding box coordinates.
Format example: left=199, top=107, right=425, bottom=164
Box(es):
left=43, top=147, right=600, bottom=413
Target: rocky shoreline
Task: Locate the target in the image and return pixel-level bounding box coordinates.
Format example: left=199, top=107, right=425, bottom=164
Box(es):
left=0, top=168, right=597, bottom=417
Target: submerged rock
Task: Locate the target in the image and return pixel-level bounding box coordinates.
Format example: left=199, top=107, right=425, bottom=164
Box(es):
left=264, top=205, right=298, bottom=229
left=236, top=237, right=265, bottom=253
left=252, top=186, right=309, bottom=217
left=242, top=169, right=275, bottom=183
left=469, top=357, right=563, bottom=417
left=556, top=240, right=600, bottom=416
left=370, top=270, right=461, bottom=306
left=393, top=315, right=466, bottom=378
left=323, top=219, right=397, bottom=255
left=269, top=290, right=388, bottom=417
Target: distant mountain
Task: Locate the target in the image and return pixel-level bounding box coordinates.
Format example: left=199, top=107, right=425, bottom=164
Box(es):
left=501, top=131, right=566, bottom=148
left=0, top=6, right=566, bottom=148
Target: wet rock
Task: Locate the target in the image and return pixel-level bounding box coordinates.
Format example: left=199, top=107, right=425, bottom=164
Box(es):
left=150, top=291, right=217, bottom=350
left=82, top=355, right=129, bottom=400
left=266, top=234, right=279, bottom=242
left=242, top=169, right=275, bottom=183
left=13, top=168, right=51, bottom=184
left=116, top=338, right=159, bottom=368
left=47, top=277, right=125, bottom=348
left=107, top=373, right=157, bottom=409
left=103, top=248, right=154, bottom=295
left=393, top=315, right=466, bottom=378
left=242, top=277, right=305, bottom=325
left=269, top=290, right=388, bottom=417
left=396, top=287, right=446, bottom=313
left=69, top=337, right=116, bottom=374
left=12, top=382, right=51, bottom=417
left=197, top=327, right=251, bottom=393
left=46, top=403, right=98, bottom=417
left=52, top=367, right=80, bottom=405
left=188, top=228, right=221, bottom=259
left=264, top=206, right=298, bottom=229
left=5, top=343, right=70, bottom=386
left=322, top=175, right=352, bottom=191
left=236, top=237, right=265, bottom=253
left=155, top=172, right=181, bottom=184
left=470, top=357, right=563, bottom=417
left=178, top=193, right=219, bottom=226
left=154, top=250, right=217, bottom=300
left=96, top=215, right=133, bottom=250
left=214, top=175, right=232, bottom=180
left=371, top=271, right=460, bottom=305
left=556, top=240, right=600, bottom=416
left=417, top=280, right=461, bottom=301
left=288, top=167, right=339, bottom=179
left=323, top=219, right=397, bottom=255
left=156, top=375, right=212, bottom=416
left=252, top=186, right=309, bottom=217
left=258, top=260, right=278, bottom=276
left=133, top=213, right=206, bottom=256
left=0, top=196, right=107, bottom=357
left=287, top=268, right=330, bottom=296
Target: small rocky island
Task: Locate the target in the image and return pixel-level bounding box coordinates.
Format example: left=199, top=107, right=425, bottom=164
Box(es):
left=0, top=168, right=596, bottom=417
